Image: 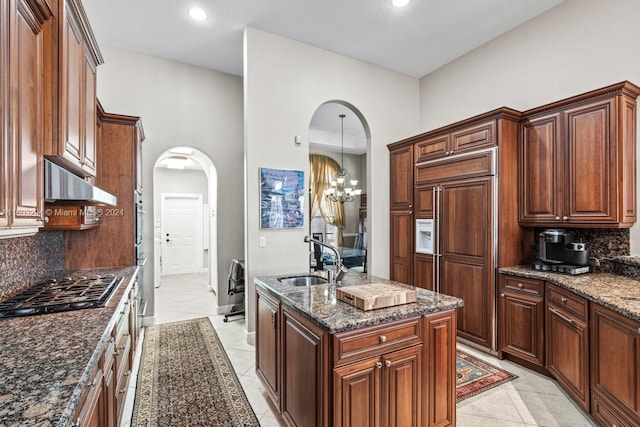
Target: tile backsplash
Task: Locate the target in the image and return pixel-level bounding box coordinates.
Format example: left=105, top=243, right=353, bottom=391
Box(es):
left=0, top=232, right=64, bottom=301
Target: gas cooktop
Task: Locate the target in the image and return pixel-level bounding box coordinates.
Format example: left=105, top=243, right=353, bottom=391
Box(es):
left=0, top=274, right=120, bottom=319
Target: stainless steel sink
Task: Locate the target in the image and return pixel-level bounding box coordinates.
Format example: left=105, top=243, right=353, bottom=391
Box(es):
left=278, top=275, right=328, bottom=286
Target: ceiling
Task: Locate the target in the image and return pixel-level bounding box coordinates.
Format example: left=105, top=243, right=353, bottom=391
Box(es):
left=82, top=0, right=564, bottom=79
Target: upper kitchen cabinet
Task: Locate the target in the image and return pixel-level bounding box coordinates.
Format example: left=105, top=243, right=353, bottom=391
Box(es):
left=44, top=0, right=103, bottom=178
left=414, top=120, right=496, bottom=163
left=519, top=81, right=640, bottom=228
left=0, top=0, right=53, bottom=237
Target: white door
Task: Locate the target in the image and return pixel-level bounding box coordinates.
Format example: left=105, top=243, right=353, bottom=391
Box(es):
left=161, top=193, right=203, bottom=275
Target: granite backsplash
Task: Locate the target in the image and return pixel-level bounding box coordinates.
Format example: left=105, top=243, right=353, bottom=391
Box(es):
left=0, top=231, right=65, bottom=301
left=531, top=228, right=630, bottom=272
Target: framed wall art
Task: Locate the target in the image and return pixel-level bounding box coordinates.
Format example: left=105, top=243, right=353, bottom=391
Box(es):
left=260, top=167, right=305, bottom=229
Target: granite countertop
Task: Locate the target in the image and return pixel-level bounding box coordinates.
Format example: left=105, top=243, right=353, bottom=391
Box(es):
left=0, top=265, right=138, bottom=427
left=254, top=271, right=464, bottom=334
left=500, top=266, right=640, bottom=322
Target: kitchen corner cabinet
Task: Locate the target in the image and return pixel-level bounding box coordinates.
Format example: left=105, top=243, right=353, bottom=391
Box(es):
left=519, top=81, right=640, bottom=228
left=0, top=0, right=52, bottom=237
left=389, top=143, right=414, bottom=284
left=497, top=275, right=545, bottom=366
left=43, top=0, right=103, bottom=178
left=545, top=284, right=590, bottom=412
left=590, top=303, right=640, bottom=427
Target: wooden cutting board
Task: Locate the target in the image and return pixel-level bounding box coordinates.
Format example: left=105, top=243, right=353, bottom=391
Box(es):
left=336, top=283, right=417, bottom=311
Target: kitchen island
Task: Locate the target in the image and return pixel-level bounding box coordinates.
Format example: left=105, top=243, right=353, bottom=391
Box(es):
left=254, top=271, right=463, bottom=427
left=0, top=265, right=139, bottom=427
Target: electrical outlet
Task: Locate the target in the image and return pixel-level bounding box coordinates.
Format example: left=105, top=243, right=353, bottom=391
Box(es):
left=259, top=236, right=266, bottom=247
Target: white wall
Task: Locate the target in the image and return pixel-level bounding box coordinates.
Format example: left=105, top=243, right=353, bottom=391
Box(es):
left=244, top=28, right=420, bottom=333
left=95, top=47, right=244, bottom=318
left=419, top=0, right=640, bottom=251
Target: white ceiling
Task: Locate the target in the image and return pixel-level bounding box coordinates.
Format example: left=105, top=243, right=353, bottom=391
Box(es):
left=82, top=0, right=564, bottom=79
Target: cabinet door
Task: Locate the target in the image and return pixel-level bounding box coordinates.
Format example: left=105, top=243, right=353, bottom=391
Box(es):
left=282, top=308, right=326, bottom=427
left=9, top=0, right=47, bottom=229
left=389, top=145, right=413, bottom=210
left=390, top=210, right=413, bottom=285
left=334, top=357, right=381, bottom=427
left=414, top=185, right=435, bottom=218
left=423, top=310, right=456, bottom=427
left=450, top=120, right=495, bottom=156
left=519, top=113, right=562, bottom=224
left=256, top=289, right=280, bottom=409
left=74, top=368, right=104, bottom=427
left=439, top=177, right=493, bottom=348
left=415, top=135, right=448, bottom=163
left=60, top=3, right=84, bottom=167
left=564, top=98, right=617, bottom=224
left=414, top=254, right=434, bottom=291
left=498, top=290, right=544, bottom=366
left=381, top=345, right=422, bottom=427
left=546, top=302, right=589, bottom=411
left=591, top=304, right=640, bottom=425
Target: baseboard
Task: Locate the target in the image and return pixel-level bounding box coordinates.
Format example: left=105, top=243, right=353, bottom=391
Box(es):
left=142, top=316, right=156, bottom=327
left=245, top=330, right=255, bottom=346
left=216, top=304, right=234, bottom=315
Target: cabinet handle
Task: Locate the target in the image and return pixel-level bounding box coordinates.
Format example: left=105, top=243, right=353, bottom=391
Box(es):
left=376, top=361, right=382, bottom=369
left=379, top=335, right=387, bottom=343
left=124, top=370, right=132, bottom=377
left=408, top=204, right=412, bottom=208
left=549, top=307, right=574, bottom=324
left=554, top=216, right=561, bottom=221
left=113, top=351, right=120, bottom=356
left=385, top=360, right=392, bottom=367
left=500, top=293, right=505, bottom=298
left=119, top=345, right=126, bottom=350
left=518, top=283, right=524, bottom=288
left=562, top=216, right=568, bottom=221
left=561, top=297, right=567, bottom=304
left=119, top=388, right=126, bottom=394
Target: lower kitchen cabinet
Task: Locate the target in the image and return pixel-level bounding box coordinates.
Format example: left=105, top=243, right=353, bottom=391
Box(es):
left=497, top=275, right=545, bottom=366
left=256, top=287, right=281, bottom=409
left=545, top=284, right=590, bottom=412
left=255, top=283, right=457, bottom=427
left=591, top=303, right=640, bottom=426
left=72, top=364, right=104, bottom=427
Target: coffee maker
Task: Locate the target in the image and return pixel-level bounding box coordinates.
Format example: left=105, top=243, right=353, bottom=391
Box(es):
left=533, top=229, right=590, bottom=274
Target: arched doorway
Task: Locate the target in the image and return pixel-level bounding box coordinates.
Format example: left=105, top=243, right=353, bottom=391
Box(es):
left=308, top=101, right=371, bottom=270
left=152, top=146, right=219, bottom=299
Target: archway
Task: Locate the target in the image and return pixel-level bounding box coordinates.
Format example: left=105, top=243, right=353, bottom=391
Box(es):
left=152, top=147, right=219, bottom=299
left=308, top=101, right=371, bottom=270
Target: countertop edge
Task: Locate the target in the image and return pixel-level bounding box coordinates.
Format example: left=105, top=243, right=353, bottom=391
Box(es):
left=57, top=266, right=139, bottom=427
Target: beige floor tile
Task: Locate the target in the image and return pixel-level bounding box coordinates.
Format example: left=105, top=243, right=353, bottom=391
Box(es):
left=505, top=388, right=596, bottom=426
left=458, top=387, right=525, bottom=423
left=226, top=348, right=257, bottom=376
left=457, top=412, right=526, bottom=426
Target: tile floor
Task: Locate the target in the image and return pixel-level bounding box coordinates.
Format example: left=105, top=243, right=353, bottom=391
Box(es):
left=122, top=273, right=597, bottom=427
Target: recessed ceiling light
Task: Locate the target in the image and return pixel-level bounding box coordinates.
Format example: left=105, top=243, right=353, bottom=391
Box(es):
left=392, top=0, right=410, bottom=7
left=188, top=7, right=207, bottom=21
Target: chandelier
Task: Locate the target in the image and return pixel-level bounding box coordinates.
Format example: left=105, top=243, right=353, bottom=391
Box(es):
left=324, top=114, right=362, bottom=203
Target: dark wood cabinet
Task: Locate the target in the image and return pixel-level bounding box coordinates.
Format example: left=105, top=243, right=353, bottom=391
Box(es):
left=545, top=284, right=589, bottom=411
left=423, top=310, right=456, bottom=427
left=497, top=275, right=545, bottom=366
left=0, top=0, right=52, bottom=236
left=591, top=303, right=640, bottom=426
left=413, top=253, right=434, bottom=291
left=519, top=82, right=640, bottom=228
left=48, top=0, right=102, bottom=177
left=282, top=307, right=328, bottom=427
left=72, top=365, right=104, bottom=427
left=334, top=356, right=379, bottom=427
left=64, top=108, right=144, bottom=268
left=414, top=121, right=496, bottom=163
left=256, top=288, right=281, bottom=410
left=389, top=144, right=414, bottom=284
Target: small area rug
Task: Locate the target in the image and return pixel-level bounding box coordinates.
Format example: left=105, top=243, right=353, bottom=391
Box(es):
left=456, top=350, right=518, bottom=402
left=131, top=317, right=260, bottom=427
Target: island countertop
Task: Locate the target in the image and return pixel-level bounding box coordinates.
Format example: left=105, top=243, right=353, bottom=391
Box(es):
left=500, top=266, right=640, bottom=322
left=254, top=271, right=463, bottom=334
left=0, top=265, right=138, bottom=427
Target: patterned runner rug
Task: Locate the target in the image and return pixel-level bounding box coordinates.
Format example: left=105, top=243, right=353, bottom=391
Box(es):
left=131, top=317, right=260, bottom=427
left=456, top=350, right=518, bottom=402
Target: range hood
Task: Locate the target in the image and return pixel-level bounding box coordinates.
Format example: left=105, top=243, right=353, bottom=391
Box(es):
left=44, top=159, right=117, bottom=206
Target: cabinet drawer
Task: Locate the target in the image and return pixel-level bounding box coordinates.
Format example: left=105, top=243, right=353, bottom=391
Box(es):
left=592, top=390, right=636, bottom=427
left=546, top=284, right=588, bottom=323
left=415, top=135, right=448, bottom=163
left=333, top=318, right=421, bottom=367
left=501, top=276, right=544, bottom=297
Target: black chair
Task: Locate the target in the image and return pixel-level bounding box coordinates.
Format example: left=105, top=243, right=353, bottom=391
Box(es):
left=224, top=259, right=245, bottom=322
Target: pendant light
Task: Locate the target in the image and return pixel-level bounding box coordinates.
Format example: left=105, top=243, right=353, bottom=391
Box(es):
left=324, top=114, right=362, bottom=203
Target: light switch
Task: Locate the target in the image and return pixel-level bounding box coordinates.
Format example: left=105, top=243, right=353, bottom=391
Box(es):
left=259, top=236, right=266, bottom=247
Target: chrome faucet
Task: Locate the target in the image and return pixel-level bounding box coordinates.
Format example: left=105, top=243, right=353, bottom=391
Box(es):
left=304, top=235, right=349, bottom=283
